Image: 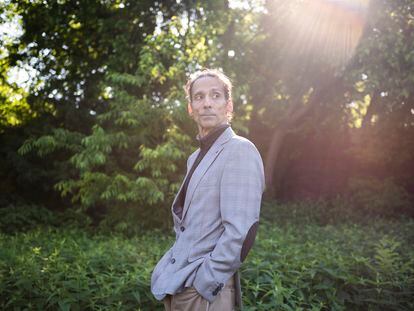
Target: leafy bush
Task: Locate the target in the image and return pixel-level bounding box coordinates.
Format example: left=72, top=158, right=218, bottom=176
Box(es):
left=0, top=204, right=56, bottom=233
left=262, top=190, right=413, bottom=227
left=0, top=228, right=170, bottom=310
left=241, top=221, right=414, bottom=310
left=260, top=200, right=353, bottom=226
left=0, top=201, right=170, bottom=236
left=97, top=203, right=172, bottom=237
left=0, top=204, right=93, bottom=233
left=347, top=177, right=413, bottom=217
left=1, top=216, right=413, bottom=310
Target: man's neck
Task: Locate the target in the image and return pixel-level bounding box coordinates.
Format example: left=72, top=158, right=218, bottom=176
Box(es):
left=198, top=122, right=229, bottom=139
left=198, top=123, right=230, bottom=152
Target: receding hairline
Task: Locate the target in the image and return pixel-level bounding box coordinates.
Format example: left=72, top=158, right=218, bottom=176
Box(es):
left=185, top=69, right=233, bottom=103
left=191, top=77, right=227, bottom=95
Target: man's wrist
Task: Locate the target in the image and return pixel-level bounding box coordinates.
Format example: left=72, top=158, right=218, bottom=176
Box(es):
left=193, top=274, right=222, bottom=303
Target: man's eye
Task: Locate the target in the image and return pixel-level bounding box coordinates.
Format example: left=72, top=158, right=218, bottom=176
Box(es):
left=213, top=93, right=221, bottom=98
left=194, top=95, right=202, bottom=100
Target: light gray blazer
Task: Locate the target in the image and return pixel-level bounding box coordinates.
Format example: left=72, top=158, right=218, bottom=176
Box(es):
left=151, top=127, right=265, bottom=305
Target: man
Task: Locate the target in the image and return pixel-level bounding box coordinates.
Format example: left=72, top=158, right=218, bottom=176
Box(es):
left=151, top=69, right=265, bottom=310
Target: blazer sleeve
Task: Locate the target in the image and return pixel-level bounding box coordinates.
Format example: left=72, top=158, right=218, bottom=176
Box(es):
left=193, top=139, right=265, bottom=302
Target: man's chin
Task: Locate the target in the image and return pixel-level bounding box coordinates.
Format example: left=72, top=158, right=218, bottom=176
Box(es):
left=199, top=120, right=216, bottom=129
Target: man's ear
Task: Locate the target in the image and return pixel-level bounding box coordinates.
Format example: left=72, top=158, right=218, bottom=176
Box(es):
left=226, top=100, right=233, bottom=113
left=187, top=102, right=193, bottom=116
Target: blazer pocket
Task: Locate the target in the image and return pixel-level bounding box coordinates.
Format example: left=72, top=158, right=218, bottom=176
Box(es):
left=188, top=246, right=214, bottom=262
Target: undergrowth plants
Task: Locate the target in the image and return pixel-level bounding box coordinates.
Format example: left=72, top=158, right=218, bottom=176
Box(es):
left=1, top=202, right=413, bottom=310
left=241, top=221, right=414, bottom=310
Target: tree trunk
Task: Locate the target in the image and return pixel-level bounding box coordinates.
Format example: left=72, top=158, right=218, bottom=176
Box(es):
left=264, top=100, right=311, bottom=198
left=264, top=77, right=342, bottom=198
left=264, top=127, right=287, bottom=198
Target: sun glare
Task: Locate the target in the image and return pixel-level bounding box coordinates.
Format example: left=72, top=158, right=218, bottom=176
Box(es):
left=281, top=0, right=370, bottom=69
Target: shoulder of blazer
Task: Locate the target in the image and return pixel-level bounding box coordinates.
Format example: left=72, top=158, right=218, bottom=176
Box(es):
left=186, top=127, right=262, bottom=168
left=215, top=127, right=236, bottom=147
left=226, top=133, right=261, bottom=155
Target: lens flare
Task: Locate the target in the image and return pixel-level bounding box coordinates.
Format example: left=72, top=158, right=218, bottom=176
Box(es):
left=281, top=0, right=369, bottom=69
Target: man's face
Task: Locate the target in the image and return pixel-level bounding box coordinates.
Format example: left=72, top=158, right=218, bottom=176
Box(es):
left=188, top=76, right=233, bottom=137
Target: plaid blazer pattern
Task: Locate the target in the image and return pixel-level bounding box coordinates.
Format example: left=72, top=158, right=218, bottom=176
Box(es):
left=151, top=127, right=265, bottom=305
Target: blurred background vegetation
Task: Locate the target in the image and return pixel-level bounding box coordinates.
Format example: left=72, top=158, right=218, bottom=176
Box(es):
left=0, top=0, right=413, bottom=309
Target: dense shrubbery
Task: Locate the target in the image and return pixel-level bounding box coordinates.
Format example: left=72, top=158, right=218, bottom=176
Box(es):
left=1, top=202, right=413, bottom=310
left=0, top=228, right=169, bottom=310
left=347, top=177, right=413, bottom=217
left=0, top=203, right=171, bottom=237
left=3, top=178, right=412, bottom=236
left=0, top=204, right=55, bottom=233
left=261, top=193, right=413, bottom=228
left=242, top=221, right=414, bottom=310
left=0, top=205, right=92, bottom=233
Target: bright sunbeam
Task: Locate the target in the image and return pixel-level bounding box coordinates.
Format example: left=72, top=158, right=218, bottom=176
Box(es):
left=281, top=0, right=370, bottom=70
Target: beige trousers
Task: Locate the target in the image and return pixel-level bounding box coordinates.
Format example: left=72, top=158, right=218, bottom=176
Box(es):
left=163, top=277, right=236, bottom=311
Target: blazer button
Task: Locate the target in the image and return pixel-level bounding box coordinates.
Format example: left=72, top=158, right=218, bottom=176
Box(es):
left=171, top=258, right=176, bottom=264
left=180, top=226, right=185, bottom=232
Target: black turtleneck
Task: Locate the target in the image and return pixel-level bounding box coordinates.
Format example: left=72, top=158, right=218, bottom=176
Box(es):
left=173, top=124, right=230, bottom=219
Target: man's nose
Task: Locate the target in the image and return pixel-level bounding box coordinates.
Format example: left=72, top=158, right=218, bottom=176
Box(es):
left=203, top=95, right=213, bottom=107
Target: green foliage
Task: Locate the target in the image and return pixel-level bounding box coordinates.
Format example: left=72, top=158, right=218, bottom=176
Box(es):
left=0, top=228, right=170, bottom=310
left=1, top=1, right=245, bottom=224
left=260, top=200, right=357, bottom=227
left=1, top=0, right=413, bottom=226
left=347, top=177, right=413, bottom=217
left=1, top=209, right=413, bottom=310
left=342, top=0, right=414, bottom=200
left=261, top=186, right=413, bottom=227
left=18, top=128, right=83, bottom=157
left=0, top=1, right=206, bottom=215
left=0, top=82, right=33, bottom=130
left=32, top=3, right=237, bottom=225
left=0, top=204, right=92, bottom=233
left=241, top=220, right=414, bottom=310
left=0, top=204, right=55, bottom=233
left=351, top=0, right=414, bottom=105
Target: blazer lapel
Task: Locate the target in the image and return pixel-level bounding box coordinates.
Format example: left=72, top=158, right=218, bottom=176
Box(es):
left=171, top=150, right=200, bottom=222
left=179, top=127, right=235, bottom=223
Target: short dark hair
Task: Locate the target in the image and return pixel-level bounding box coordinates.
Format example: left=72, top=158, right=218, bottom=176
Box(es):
left=185, top=68, right=233, bottom=104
